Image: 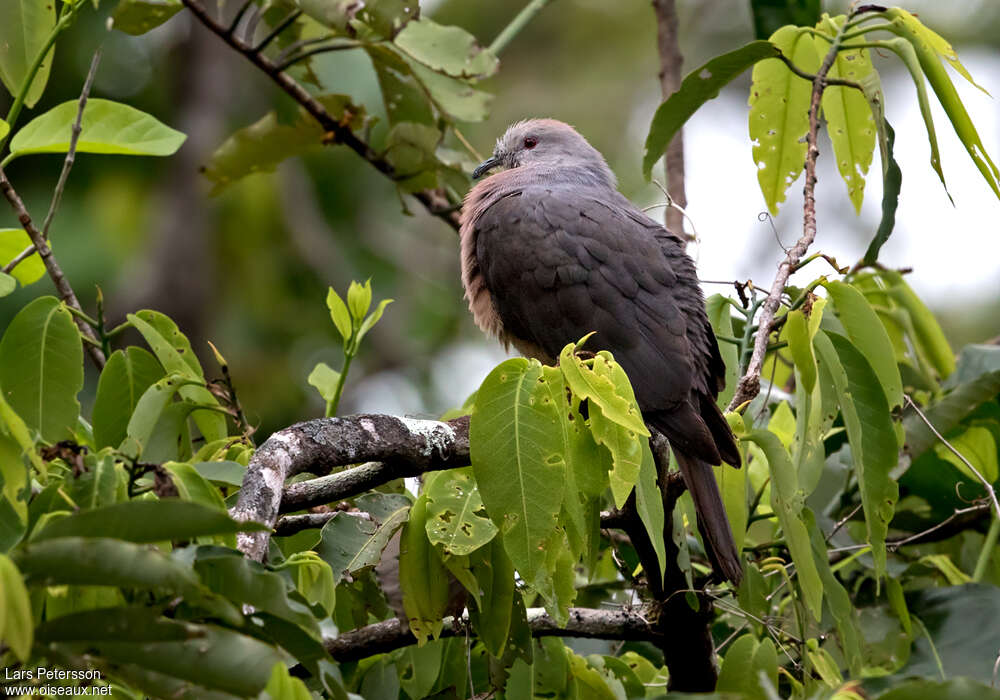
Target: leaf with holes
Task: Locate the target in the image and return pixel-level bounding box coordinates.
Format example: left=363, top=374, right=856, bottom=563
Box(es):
left=393, top=18, right=498, bottom=79
left=316, top=507, right=409, bottom=584
left=425, top=468, right=498, bottom=555
left=748, top=27, right=820, bottom=215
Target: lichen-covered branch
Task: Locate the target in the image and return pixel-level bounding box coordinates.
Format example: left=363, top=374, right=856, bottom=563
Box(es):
left=324, top=607, right=661, bottom=662
left=231, top=414, right=469, bottom=561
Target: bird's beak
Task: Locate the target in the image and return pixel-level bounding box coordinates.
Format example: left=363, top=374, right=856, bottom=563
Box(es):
left=472, top=156, right=501, bottom=180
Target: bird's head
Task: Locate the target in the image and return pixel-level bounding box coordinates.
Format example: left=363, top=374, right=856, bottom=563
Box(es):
left=471, top=119, right=616, bottom=187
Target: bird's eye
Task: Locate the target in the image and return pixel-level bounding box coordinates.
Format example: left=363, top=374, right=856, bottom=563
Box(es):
left=523, top=137, right=538, bottom=149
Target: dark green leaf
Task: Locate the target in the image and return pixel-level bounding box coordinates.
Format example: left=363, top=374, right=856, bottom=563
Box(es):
left=315, top=508, right=408, bottom=583
left=644, top=40, right=781, bottom=179
left=384, top=121, right=441, bottom=192
left=467, top=536, right=515, bottom=657
left=32, top=500, right=267, bottom=542
left=0, top=0, right=55, bottom=108
left=398, top=493, right=449, bottom=644
left=863, top=120, right=902, bottom=265
left=0, top=296, right=83, bottom=442
left=93, top=347, right=165, bottom=449
left=876, top=678, right=1000, bottom=700
left=9, top=99, right=186, bottom=160
left=111, top=0, right=183, bottom=35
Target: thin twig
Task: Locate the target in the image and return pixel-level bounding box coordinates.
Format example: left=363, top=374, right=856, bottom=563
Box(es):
left=274, top=42, right=360, bottom=73
left=253, top=10, right=302, bottom=53
left=226, top=0, right=254, bottom=36
left=179, top=0, right=460, bottom=230
left=727, top=22, right=849, bottom=412
left=0, top=168, right=105, bottom=369
left=905, top=394, right=1000, bottom=521
left=41, top=49, right=102, bottom=240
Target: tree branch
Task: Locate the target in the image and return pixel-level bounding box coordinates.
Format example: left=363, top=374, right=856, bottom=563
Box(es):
left=651, top=0, right=687, bottom=239
left=324, top=607, right=661, bottom=662
left=231, top=414, right=469, bottom=561
left=179, top=0, right=460, bottom=231
left=0, top=168, right=105, bottom=369
left=727, top=24, right=849, bottom=412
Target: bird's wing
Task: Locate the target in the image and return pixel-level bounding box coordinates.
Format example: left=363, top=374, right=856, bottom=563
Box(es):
left=475, top=184, right=710, bottom=413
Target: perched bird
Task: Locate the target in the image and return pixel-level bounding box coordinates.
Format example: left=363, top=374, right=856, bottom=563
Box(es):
left=460, top=119, right=742, bottom=584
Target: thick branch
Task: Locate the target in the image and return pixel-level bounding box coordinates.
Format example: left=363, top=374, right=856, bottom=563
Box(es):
left=0, top=168, right=105, bottom=369
left=179, top=0, right=460, bottom=231
left=324, top=607, right=661, bottom=662
left=231, top=414, right=469, bottom=561
left=726, top=29, right=846, bottom=412
left=651, top=0, right=687, bottom=238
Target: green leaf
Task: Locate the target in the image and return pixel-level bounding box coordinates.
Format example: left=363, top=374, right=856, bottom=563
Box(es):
left=0, top=0, right=56, bottom=109
left=633, top=439, right=667, bottom=580
left=0, top=296, right=83, bottom=442
left=9, top=98, right=186, bottom=161
left=424, top=468, right=498, bottom=555
left=717, top=634, right=776, bottom=700
left=352, top=0, right=418, bottom=39
left=118, top=374, right=186, bottom=459
left=366, top=45, right=435, bottom=126
left=163, top=462, right=231, bottom=520
left=93, top=347, right=165, bottom=449
left=128, top=311, right=227, bottom=443
left=264, top=662, right=313, bottom=700
left=877, top=679, right=1000, bottom=700
left=814, top=331, right=898, bottom=580
left=862, top=120, right=902, bottom=265
left=885, top=8, right=1000, bottom=200
left=325, top=286, right=352, bottom=344
left=0, top=272, right=13, bottom=297
left=742, top=429, right=824, bottom=621
left=0, top=228, right=44, bottom=285
left=559, top=345, right=649, bottom=437
left=470, top=358, right=566, bottom=598
left=66, top=450, right=123, bottom=512
left=357, top=298, right=393, bottom=345
left=32, top=500, right=267, bottom=542
left=0, top=119, right=8, bottom=141
left=882, top=270, right=955, bottom=381
left=644, top=39, right=781, bottom=180
left=393, top=18, right=498, bottom=79
left=201, top=95, right=363, bottom=195
left=0, top=392, right=45, bottom=477
left=825, top=280, right=903, bottom=411
left=466, top=536, right=515, bottom=657
left=749, top=27, right=820, bottom=215
left=35, top=607, right=281, bottom=697
left=384, top=121, right=442, bottom=192
left=194, top=548, right=320, bottom=634
left=111, top=0, right=183, bottom=35
left=315, top=507, right=409, bottom=583
left=409, top=60, right=493, bottom=122
left=399, top=493, right=449, bottom=644
left=0, top=553, right=32, bottom=660
left=307, top=362, right=341, bottom=403
left=347, top=279, right=373, bottom=321
left=933, top=425, right=997, bottom=484
left=815, top=15, right=877, bottom=213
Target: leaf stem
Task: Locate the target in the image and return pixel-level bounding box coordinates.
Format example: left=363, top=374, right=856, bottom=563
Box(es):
left=489, top=0, right=555, bottom=56
left=328, top=351, right=354, bottom=417
left=972, top=516, right=1000, bottom=582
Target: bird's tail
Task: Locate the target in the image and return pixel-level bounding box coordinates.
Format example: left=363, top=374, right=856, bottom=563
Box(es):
left=673, top=449, right=743, bottom=585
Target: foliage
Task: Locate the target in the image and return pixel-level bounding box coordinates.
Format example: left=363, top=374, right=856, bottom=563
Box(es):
left=0, top=0, right=998, bottom=698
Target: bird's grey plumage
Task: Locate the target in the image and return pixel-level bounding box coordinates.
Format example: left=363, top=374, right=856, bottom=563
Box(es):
left=460, top=119, right=742, bottom=584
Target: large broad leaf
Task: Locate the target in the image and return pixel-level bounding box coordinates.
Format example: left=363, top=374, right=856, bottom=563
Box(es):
left=749, top=26, right=820, bottom=215
left=316, top=506, right=409, bottom=584
left=424, top=468, right=498, bottom=555
left=470, top=359, right=566, bottom=597
left=933, top=424, right=998, bottom=483
left=9, top=98, right=186, bottom=160
left=110, top=0, right=183, bottom=35
left=193, top=548, right=320, bottom=634
left=644, top=40, right=781, bottom=179
left=398, top=493, right=449, bottom=644
left=0, top=296, right=83, bottom=443
left=742, top=429, right=824, bottom=621
left=202, top=95, right=364, bottom=194
left=467, top=537, right=515, bottom=658
left=633, top=438, right=667, bottom=580
left=93, top=347, right=165, bottom=449
left=716, top=633, right=778, bottom=700
left=815, top=15, right=877, bottom=213
left=392, top=18, right=498, bottom=79
left=0, top=228, right=44, bottom=285
left=36, top=607, right=281, bottom=698
left=814, top=331, right=898, bottom=580
left=31, top=500, right=267, bottom=542
left=0, top=0, right=55, bottom=109
left=0, top=553, right=32, bottom=661
left=825, top=280, right=903, bottom=411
